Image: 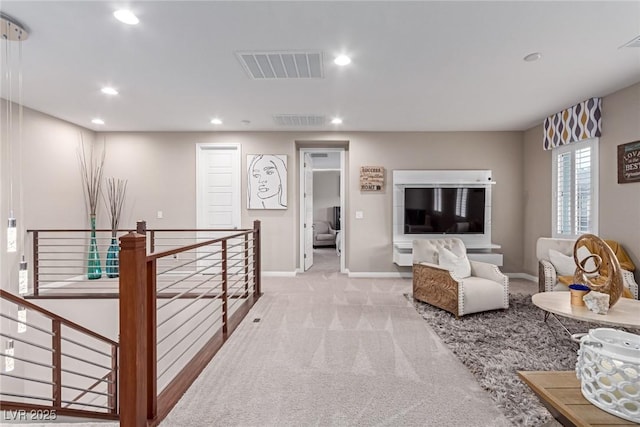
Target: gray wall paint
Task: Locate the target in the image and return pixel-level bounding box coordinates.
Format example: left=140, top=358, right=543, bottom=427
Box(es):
left=8, top=118, right=526, bottom=274
left=346, top=132, right=524, bottom=273
left=4, top=84, right=637, bottom=279
left=522, top=82, right=640, bottom=281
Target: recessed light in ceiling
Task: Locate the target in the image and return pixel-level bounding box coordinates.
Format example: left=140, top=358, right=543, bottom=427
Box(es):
left=211, top=118, right=223, bottom=125
left=91, top=118, right=105, bottom=125
left=334, top=55, right=351, bottom=66
left=331, top=117, right=343, bottom=125
left=101, top=87, right=118, bottom=95
left=523, top=52, right=542, bottom=62
left=114, top=10, right=139, bottom=25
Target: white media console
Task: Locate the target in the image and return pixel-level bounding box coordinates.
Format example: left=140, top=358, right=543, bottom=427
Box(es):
left=392, top=169, right=503, bottom=266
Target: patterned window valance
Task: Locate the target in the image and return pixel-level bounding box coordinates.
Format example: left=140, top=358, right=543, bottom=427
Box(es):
left=543, top=97, right=602, bottom=150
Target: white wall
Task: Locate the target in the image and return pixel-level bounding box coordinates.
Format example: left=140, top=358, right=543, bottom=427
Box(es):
left=522, top=83, right=640, bottom=279
left=6, top=114, right=526, bottom=274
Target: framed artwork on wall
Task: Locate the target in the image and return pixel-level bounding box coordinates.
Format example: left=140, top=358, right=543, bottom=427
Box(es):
left=247, top=154, right=287, bottom=209
left=618, top=140, right=640, bottom=184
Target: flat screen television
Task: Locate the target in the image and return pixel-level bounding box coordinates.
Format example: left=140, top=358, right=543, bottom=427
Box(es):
left=404, top=187, right=485, bottom=234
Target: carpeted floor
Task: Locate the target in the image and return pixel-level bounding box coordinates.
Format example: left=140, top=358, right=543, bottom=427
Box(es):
left=408, top=292, right=626, bottom=426
left=160, top=248, right=514, bottom=427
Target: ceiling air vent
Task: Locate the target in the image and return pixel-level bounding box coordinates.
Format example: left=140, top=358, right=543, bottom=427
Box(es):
left=621, top=35, right=640, bottom=48
left=273, top=115, right=326, bottom=126
left=236, top=51, right=323, bottom=79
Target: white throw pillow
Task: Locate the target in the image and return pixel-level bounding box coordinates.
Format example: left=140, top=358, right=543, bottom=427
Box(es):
left=548, top=249, right=575, bottom=276
left=438, top=247, right=471, bottom=278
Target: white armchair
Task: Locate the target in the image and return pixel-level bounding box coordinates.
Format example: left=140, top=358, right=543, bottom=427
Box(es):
left=412, top=238, right=509, bottom=317
left=536, top=237, right=639, bottom=299
left=313, top=221, right=336, bottom=247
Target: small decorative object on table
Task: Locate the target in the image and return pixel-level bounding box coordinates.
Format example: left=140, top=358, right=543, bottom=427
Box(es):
left=104, top=177, right=127, bottom=278
left=568, top=283, right=590, bottom=306
left=572, top=234, right=624, bottom=308
left=576, top=328, right=640, bottom=423
left=582, top=291, right=610, bottom=314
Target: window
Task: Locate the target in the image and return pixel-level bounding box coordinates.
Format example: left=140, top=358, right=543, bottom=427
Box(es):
left=552, top=138, right=598, bottom=238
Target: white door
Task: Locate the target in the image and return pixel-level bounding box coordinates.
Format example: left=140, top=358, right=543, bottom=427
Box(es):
left=196, top=144, right=241, bottom=272
left=304, top=153, right=314, bottom=270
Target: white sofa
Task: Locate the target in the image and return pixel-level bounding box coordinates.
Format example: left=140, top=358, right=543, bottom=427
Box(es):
left=412, top=238, right=509, bottom=317
left=536, top=237, right=639, bottom=299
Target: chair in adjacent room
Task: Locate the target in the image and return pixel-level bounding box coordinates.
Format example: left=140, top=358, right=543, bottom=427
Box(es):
left=313, top=221, right=336, bottom=248
left=412, top=238, right=509, bottom=317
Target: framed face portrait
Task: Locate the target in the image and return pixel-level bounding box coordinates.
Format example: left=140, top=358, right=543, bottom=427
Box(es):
left=247, top=154, right=287, bottom=209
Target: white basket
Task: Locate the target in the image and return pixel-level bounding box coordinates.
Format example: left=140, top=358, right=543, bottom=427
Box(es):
left=575, top=328, right=640, bottom=423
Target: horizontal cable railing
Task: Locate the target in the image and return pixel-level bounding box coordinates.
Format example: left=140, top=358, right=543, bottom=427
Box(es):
left=117, top=220, right=261, bottom=426
left=27, top=229, right=134, bottom=298
left=12, top=221, right=262, bottom=426
left=26, top=227, right=251, bottom=298
left=0, top=289, right=118, bottom=420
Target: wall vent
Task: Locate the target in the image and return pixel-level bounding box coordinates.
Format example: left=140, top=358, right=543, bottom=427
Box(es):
left=273, top=115, right=326, bottom=126
left=236, top=51, right=323, bottom=79
left=309, top=153, right=328, bottom=158
left=621, top=35, right=640, bottom=48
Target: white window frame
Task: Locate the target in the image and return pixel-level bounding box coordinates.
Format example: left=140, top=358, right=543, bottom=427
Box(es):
left=551, top=138, right=599, bottom=238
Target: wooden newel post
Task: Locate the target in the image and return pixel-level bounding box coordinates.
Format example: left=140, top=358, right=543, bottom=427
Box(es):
left=253, top=220, right=261, bottom=296
left=119, top=231, right=148, bottom=427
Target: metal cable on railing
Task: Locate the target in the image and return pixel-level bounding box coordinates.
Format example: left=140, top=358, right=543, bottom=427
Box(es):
left=0, top=289, right=119, bottom=417
left=16, top=222, right=261, bottom=425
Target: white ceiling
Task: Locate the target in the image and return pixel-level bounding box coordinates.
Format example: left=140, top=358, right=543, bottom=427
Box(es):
left=1, top=1, right=639, bottom=132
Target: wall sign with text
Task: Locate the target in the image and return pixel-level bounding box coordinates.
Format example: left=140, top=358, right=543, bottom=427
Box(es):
left=360, top=166, right=384, bottom=191
left=618, top=140, right=640, bottom=184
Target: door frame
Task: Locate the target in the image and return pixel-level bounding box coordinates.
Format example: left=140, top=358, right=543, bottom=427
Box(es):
left=195, top=143, right=242, bottom=230
left=298, top=147, right=345, bottom=273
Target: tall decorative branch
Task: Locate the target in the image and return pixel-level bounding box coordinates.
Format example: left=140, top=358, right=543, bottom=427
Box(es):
left=104, top=177, right=128, bottom=237
left=78, top=134, right=106, bottom=218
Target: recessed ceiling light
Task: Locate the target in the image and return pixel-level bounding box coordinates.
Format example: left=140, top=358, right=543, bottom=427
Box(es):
left=523, top=52, right=542, bottom=62
left=101, top=87, right=118, bottom=95
left=114, top=9, right=139, bottom=25
left=91, top=118, right=105, bottom=125
left=211, top=118, right=223, bottom=125
left=334, top=55, right=351, bottom=66
left=331, top=117, right=343, bottom=125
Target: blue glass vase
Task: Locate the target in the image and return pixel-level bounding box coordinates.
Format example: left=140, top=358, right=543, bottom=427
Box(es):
left=87, top=215, right=102, bottom=280
left=106, top=234, right=119, bottom=278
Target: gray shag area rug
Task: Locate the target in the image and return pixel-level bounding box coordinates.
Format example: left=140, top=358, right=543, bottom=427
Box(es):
left=408, top=293, right=599, bottom=426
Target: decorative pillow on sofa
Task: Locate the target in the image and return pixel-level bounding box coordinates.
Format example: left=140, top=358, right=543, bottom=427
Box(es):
left=548, top=249, right=575, bottom=276
left=549, top=247, right=597, bottom=279
left=438, top=247, right=471, bottom=278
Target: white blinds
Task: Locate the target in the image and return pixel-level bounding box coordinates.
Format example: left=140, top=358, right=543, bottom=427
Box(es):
left=575, top=147, right=592, bottom=234
left=554, top=141, right=596, bottom=236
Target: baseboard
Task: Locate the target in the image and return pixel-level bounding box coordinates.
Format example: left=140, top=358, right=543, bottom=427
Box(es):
left=507, top=272, right=537, bottom=282
left=262, top=271, right=297, bottom=277
left=347, top=271, right=412, bottom=279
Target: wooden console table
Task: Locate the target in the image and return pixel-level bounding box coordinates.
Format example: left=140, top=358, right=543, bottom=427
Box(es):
left=518, top=371, right=637, bottom=427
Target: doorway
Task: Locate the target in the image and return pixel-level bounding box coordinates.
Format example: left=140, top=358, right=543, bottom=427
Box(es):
left=299, top=148, right=345, bottom=274
left=196, top=143, right=241, bottom=272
